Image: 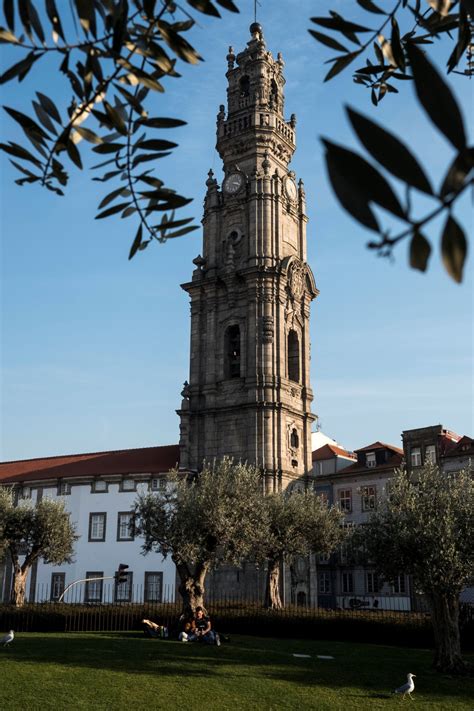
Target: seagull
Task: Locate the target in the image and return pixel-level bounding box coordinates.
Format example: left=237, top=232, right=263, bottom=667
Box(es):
left=1, top=630, right=14, bottom=648
left=394, top=673, right=416, bottom=700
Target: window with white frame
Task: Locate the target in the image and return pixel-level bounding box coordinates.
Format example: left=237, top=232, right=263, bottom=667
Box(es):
left=366, top=571, right=381, bottom=593
left=411, top=447, right=422, bottom=467
left=317, top=491, right=329, bottom=506
left=152, top=477, right=167, bottom=492
left=338, top=489, right=352, bottom=512
left=88, top=513, right=106, bottom=542
left=85, top=572, right=103, bottom=602
left=318, top=572, right=331, bottom=594
left=121, top=478, right=136, bottom=492
left=92, top=479, right=108, bottom=493
left=115, top=571, right=133, bottom=602
left=58, top=481, right=71, bottom=495
left=50, top=573, right=65, bottom=601
left=366, top=452, right=376, bottom=468
left=392, top=575, right=407, bottom=594
left=342, top=572, right=354, bottom=593
left=117, top=512, right=134, bottom=541
left=144, top=572, right=163, bottom=602
left=425, top=444, right=436, bottom=464
left=361, top=486, right=376, bottom=511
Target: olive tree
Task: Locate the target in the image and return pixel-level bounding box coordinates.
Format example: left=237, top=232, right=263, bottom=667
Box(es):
left=257, top=490, right=345, bottom=609
left=133, top=458, right=265, bottom=615
left=0, top=488, right=78, bottom=606
left=361, top=464, right=474, bottom=674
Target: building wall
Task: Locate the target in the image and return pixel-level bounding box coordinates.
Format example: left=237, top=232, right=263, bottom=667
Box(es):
left=2, top=480, right=176, bottom=603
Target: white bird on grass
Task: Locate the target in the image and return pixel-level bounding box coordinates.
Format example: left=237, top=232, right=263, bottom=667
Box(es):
left=1, top=630, right=14, bottom=648
left=394, top=673, right=416, bottom=700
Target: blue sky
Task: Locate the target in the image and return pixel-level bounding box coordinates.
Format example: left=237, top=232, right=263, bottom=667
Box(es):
left=1, top=1, right=472, bottom=461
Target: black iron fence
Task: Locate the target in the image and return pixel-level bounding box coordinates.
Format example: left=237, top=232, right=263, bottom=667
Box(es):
left=1, top=585, right=473, bottom=650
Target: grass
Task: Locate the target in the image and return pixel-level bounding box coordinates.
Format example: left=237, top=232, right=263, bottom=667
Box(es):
left=0, top=633, right=473, bottom=710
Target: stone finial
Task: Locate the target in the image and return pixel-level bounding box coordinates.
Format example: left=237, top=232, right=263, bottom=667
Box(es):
left=290, top=113, right=296, bottom=128
left=181, top=380, right=190, bottom=399
left=217, top=105, right=225, bottom=123
left=226, top=46, right=235, bottom=69
left=206, top=169, right=217, bottom=188
left=193, top=254, right=206, bottom=271
left=277, top=52, right=284, bottom=67
left=298, top=178, right=306, bottom=198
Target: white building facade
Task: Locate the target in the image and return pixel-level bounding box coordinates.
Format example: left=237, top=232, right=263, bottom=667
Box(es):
left=0, top=445, right=179, bottom=604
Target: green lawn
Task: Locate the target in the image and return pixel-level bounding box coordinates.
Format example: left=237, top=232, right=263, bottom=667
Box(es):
left=0, top=633, right=472, bottom=710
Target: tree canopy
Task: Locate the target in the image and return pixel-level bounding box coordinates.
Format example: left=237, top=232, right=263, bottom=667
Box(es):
left=360, top=464, right=474, bottom=674
left=0, top=487, right=78, bottom=606
left=133, top=458, right=265, bottom=614
left=0, top=0, right=471, bottom=275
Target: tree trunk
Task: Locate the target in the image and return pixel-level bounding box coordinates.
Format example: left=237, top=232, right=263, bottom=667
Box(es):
left=430, top=592, right=467, bottom=674
left=174, top=558, right=209, bottom=618
left=11, top=562, right=29, bottom=607
left=264, top=557, right=283, bottom=609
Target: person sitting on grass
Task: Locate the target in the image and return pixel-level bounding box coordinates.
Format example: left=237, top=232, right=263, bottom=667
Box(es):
left=179, top=607, right=220, bottom=646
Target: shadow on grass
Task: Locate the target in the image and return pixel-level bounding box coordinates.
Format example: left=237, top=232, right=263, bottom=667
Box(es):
left=3, top=633, right=474, bottom=704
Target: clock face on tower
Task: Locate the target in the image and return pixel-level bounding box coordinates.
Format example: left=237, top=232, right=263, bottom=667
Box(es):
left=223, top=172, right=244, bottom=194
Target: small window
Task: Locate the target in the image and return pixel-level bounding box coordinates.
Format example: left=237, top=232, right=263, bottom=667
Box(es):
left=115, top=571, right=133, bottom=603
left=50, top=573, right=65, bottom=602
left=411, top=447, right=422, bottom=467
left=318, top=572, right=331, bottom=594
left=425, top=444, right=436, bottom=464
left=92, top=480, right=108, bottom=493
left=121, top=479, right=136, bottom=492
left=21, top=486, right=32, bottom=499
left=288, top=330, right=300, bottom=382
left=88, top=513, right=106, bottom=542
left=152, top=477, right=167, bottom=492
left=366, top=572, right=380, bottom=593
left=392, top=575, right=407, bottom=594
left=225, top=325, right=241, bottom=379
left=117, top=512, right=134, bottom=541
left=338, top=489, right=352, bottom=512
left=366, top=452, right=376, bottom=468
left=85, top=572, right=103, bottom=603
left=144, top=572, right=163, bottom=603
left=58, top=482, right=71, bottom=496
left=317, top=552, right=330, bottom=564
left=342, top=572, right=354, bottom=594
left=361, top=486, right=376, bottom=511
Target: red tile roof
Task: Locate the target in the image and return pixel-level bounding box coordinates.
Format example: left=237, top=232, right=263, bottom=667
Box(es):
left=312, top=443, right=356, bottom=461
left=443, top=435, right=474, bottom=458
left=0, top=445, right=180, bottom=484
left=336, top=450, right=404, bottom=476
left=356, top=441, right=404, bottom=455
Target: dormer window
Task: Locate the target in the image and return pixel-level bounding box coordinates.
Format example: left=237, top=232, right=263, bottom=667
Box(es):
left=366, top=452, right=376, bottom=468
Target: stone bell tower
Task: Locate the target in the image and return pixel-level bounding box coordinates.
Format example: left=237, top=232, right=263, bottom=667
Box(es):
left=178, top=23, right=319, bottom=491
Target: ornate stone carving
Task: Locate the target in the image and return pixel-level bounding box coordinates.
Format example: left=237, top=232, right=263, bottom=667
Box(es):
left=262, top=315, right=274, bottom=343
left=288, top=259, right=306, bottom=301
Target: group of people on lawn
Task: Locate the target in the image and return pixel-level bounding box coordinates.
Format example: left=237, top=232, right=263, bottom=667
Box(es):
left=142, top=607, right=221, bottom=646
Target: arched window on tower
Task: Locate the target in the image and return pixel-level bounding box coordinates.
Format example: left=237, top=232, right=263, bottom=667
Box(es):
left=288, top=330, right=300, bottom=382
left=225, top=325, right=241, bottom=379
left=240, top=76, right=250, bottom=97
